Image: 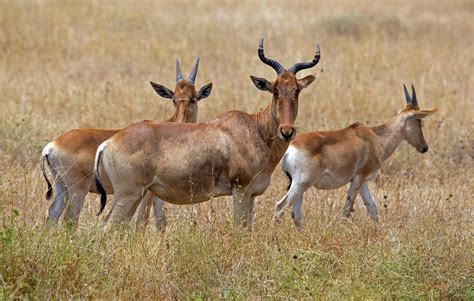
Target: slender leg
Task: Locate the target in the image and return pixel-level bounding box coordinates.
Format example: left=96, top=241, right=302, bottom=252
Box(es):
left=63, top=186, right=88, bottom=227
left=135, top=192, right=153, bottom=228
left=244, top=196, right=255, bottom=230
left=232, top=186, right=254, bottom=229
left=342, top=176, right=364, bottom=218
left=107, top=192, right=145, bottom=225
left=359, top=182, right=379, bottom=221
left=290, top=194, right=305, bottom=229
left=274, top=190, right=290, bottom=220
left=46, top=181, right=69, bottom=224
left=275, top=178, right=308, bottom=228
left=232, top=186, right=245, bottom=226
left=152, top=197, right=167, bottom=231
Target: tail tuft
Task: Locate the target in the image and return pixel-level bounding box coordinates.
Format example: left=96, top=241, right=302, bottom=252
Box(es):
left=95, top=176, right=107, bottom=216
left=281, top=153, right=292, bottom=191
left=94, top=145, right=108, bottom=216
left=284, top=170, right=293, bottom=191
left=41, top=154, right=53, bottom=200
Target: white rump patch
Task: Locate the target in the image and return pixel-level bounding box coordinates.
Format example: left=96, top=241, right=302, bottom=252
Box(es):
left=41, top=142, right=55, bottom=157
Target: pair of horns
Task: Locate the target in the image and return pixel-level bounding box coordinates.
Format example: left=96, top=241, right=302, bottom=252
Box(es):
left=176, top=58, right=200, bottom=84
left=403, top=84, right=419, bottom=108
left=258, top=37, right=321, bottom=75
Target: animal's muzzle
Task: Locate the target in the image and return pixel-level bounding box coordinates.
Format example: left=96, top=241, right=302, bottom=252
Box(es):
left=279, top=125, right=296, bottom=141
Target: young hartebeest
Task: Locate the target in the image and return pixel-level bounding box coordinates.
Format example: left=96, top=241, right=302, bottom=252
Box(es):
left=40, top=58, right=212, bottom=227
left=274, top=85, right=437, bottom=228
left=94, top=38, right=322, bottom=229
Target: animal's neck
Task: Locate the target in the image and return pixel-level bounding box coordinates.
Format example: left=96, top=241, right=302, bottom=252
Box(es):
left=254, top=98, right=289, bottom=169
left=254, top=99, right=279, bottom=146
left=371, top=115, right=405, bottom=162
left=164, top=110, right=196, bottom=123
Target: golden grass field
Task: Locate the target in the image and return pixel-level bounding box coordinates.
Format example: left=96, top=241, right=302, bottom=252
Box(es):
left=1, top=0, right=473, bottom=298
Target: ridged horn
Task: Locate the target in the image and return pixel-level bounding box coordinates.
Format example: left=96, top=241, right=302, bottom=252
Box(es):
left=403, top=84, right=412, bottom=105
left=176, top=58, right=183, bottom=82
left=288, top=43, right=321, bottom=74
left=411, top=84, right=419, bottom=108
left=258, top=37, right=285, bottom=75
left=188, top=57, right=200, bottom=84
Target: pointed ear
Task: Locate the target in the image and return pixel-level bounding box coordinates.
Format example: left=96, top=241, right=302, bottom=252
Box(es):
left=297, top=68, right=323, bottom=90
left=197, top=83, right=212, bottom=101
left=150, top=82, right=174, bottom=99
left=250, top=75, right=272, bottom=93
left=412, top=108, right=438, bottom=119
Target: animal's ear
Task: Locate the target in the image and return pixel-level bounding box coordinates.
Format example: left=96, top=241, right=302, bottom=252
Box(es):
left=150, top=82, right=174, bottom=99
left=197, top=83, right=213, bottom=101
left=412, top=108, right=438, bottom=119
left=250, top=75, right=273, bottom=93
left=298, top=68, right=323, bottom=90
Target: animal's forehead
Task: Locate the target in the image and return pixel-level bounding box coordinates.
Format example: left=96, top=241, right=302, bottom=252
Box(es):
left=275, top=72, right=298, bottom=90
left=175, top=80, right=195, bottom=95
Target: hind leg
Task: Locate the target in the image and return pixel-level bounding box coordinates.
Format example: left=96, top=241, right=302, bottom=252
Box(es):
left=63, top=186, right=89, bottom=227
left=342, top=176, right=364, bottom=218
left=106, top=191, right=145, bottom=226
left=274, top=178, right=309, bottom=228
left=290, top=193, right=305, bottom=229
left=46, top=181, right=69, bottom=224
left=152, top=197, right=167, bottom=231
left=359, top=182, right=378, bottom=221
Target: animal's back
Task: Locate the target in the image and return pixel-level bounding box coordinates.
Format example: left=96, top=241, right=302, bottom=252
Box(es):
left=288, top=123, right=381, bottom=189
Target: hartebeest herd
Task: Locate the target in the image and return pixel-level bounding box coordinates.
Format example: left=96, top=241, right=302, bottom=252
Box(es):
left=41, top=38, right=437, bottom=230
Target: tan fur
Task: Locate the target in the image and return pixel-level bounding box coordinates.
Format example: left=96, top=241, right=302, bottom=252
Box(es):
left=97, top=70, right=321, bottom=229
left=42, top=77, right=208, bottom=226
left=275, top=103, right=437, bottom=227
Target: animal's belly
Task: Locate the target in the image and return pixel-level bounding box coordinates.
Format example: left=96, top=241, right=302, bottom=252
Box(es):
left=148, top=177, right=233, bottom=205
left=312, top=170, right=352, bottom=190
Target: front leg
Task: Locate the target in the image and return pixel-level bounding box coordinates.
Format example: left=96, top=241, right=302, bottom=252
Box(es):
left=341, top=176, right=364, bottom=218
left=359, top=182, right=379, bottom=221
left=135, top=192, right=153, bottom=229
left=232, top=186, right=254, bottom=230
left=232, top=186, right=245, bottom=226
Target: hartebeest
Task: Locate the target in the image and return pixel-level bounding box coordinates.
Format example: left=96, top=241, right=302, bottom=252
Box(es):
left=40, top=58, right=212, bottom=227
left=274, top=85, right=437, bottom=228
left=94, top=38, right=322, bottom=229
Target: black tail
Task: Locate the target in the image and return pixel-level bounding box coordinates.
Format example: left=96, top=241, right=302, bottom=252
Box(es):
left=41, top=154, right=53, bottom=200
left=94, top=147, right=107, bottom=216
left=281, top=153, right=292, bottom=191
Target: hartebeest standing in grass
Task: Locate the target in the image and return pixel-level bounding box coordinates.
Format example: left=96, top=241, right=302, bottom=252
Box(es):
left=94, top=38, right=322, bottom=229
left=274, top=85, right=437, bottom=228
left=40, top=58, right=213, bottom=228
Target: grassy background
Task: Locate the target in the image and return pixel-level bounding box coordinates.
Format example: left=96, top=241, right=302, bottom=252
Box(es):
left=1, top=0, right=473, bottom=298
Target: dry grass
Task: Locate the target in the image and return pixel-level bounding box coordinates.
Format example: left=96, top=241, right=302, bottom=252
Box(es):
left=1, top=0, right=473, bottom=298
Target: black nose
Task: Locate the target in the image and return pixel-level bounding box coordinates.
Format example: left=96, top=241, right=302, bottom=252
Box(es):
left=280, top=128, right=294, bottom=141
left=420, top=146, right=428, bottom=153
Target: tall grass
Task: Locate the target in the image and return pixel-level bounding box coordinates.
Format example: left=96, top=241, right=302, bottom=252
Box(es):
left=1, top=0, right=473, bottom=298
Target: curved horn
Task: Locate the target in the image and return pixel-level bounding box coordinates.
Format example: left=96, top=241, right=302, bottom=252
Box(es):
left=288, top=44, right=321, bottom=74
left=188, top=57, right=200, bottom=84
left=176, top=58, right=183, bottom=82
left=411, top=84, right=419, bottom=108
left=403, top=84, right=412, bottom=105
left=258, top=38, right=285, bottom=75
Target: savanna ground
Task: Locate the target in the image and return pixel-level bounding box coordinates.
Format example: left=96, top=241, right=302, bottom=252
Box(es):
left=1, top=0, right=473, bottom=299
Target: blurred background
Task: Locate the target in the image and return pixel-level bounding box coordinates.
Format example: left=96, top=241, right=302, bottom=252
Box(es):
left=0, top=0, right=472, bottom=298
